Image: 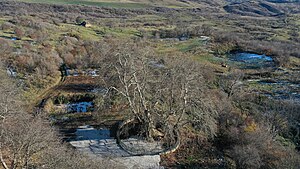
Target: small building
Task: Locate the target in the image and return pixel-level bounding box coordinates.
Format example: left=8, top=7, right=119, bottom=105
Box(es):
left=79, top=21, right=92, bottom=28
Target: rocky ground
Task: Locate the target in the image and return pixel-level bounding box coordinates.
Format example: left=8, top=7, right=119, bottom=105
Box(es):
left=69, top=126, right=162, bottom=169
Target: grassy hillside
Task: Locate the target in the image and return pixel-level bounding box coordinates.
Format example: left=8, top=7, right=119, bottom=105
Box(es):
left=14, top=0, right=204, bottom=8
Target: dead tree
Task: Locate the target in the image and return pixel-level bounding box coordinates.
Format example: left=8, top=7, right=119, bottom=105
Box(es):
left=219, top=70, right=244, bottom=99
left=154, top=56, right=218, bottom=137
left=110, top=52, right=157, bottom=140
left=101, top=43, right=218, bottom=140
left=0, top=69, right=20, bottom=169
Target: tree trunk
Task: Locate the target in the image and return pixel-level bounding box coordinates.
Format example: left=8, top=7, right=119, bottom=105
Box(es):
left=0, top=150, right=9, bottom=169
left=0, top=121, right=9, bottom=169
left=24, top=146, right=30, bottom=169
left=144, top=111, right=155, bottom=142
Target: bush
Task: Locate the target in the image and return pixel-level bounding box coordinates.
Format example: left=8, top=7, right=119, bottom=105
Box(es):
left=230, top=145, right=262, bottom=169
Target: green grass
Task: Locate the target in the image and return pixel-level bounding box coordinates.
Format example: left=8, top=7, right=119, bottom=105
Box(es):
left=0, top=18, right=6, bottom=25
left=62, top=24, right=100, bottom=40
left=194, top=54, right=224, bottom=64
left=95, top=26, right=140, bottom=38
left=0, top=32, right=14, bottom=39
left=175, top=38, right=205, bottom=52
left=156, top=38, right=210, bottom=57
left=0, top=15, right=141, bottom=47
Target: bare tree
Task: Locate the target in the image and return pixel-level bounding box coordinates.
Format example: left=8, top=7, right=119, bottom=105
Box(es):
left=219, top=69, right=244, bottom=99
left=1, top=114, right=56, bottom=169
left=154, top=55, right=218, bottom=137
left=0, top=68, right=21, bottom=169
left=100, top=42, right=218, bottom=141
left=108, top=49, right=158, bottom=140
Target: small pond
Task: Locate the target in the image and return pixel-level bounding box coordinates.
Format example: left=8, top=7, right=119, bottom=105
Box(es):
left=53, top=101, right=94, bottom=113
left=228, top=52, right=274, bottom=69
left=67, top=102, right=94, bottom=113
left=73, top=125, right=111, bottom=141
left=227, top=52, right=299, bottom=102
left=60, top=125, right=113, bottom=142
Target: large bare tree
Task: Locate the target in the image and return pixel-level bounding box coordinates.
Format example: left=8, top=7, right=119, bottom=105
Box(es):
left=99, top=42, right=218, bottom=140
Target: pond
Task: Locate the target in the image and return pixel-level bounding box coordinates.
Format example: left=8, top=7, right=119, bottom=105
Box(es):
left=53, top=101, right=94, bottom=113
left=228, top=52, right=274, bottom=69
left=72, top=125, right=111, bottom=141
left=227, top=52, right=299, bottom=102
left=67, top=102, right=94, bottom=113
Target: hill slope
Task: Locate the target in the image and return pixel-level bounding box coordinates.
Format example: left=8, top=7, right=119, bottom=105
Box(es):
left=224, top=0, right=300, bottom=16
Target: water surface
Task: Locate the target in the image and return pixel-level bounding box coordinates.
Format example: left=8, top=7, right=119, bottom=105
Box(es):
left=228, top=52, right=274, bottom=69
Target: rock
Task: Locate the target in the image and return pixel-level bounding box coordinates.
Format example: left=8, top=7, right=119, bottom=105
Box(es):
left=70, top=138, right=161, bottom=168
